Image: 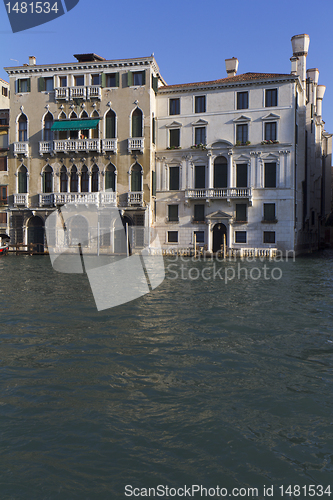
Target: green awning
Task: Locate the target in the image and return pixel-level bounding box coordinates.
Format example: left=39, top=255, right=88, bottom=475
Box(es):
left=51, top=119, right=100, bottom=131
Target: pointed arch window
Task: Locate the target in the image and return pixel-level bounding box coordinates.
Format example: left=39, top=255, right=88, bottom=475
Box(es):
left=214, top=156, right=228, bottom=188
left=44, top=112, right=53, bottom=141
left=132, top=108, right=143, bottom=138
left=80, top=110, right=89, bottom=139
left=70, top=166, right=78, bottom=193
left=105, top=110, right=116, bottom=139
left=131, top=163, right=142, bottom=192
left=81, top=166, right=89, bottom=192
left=43, top=165, right=53, bottom=193
left=59, top=111, right=67, bottom=140
left=105, top=164, right=116, bottom=191
left=18, top=165, right=28, bottom=193
left=92, top=110, right=99, bottom=139
left=60, top=166, right=68, bottom=193
left=91, top=165, right=99, bottom=192
left=18, top=114, right=27, bottom=142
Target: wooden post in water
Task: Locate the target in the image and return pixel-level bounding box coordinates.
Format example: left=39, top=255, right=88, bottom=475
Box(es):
left=223, top=233, right=226, bottom=259
left=194, top=233, right=197, bottom=258
left=125, top=222, right=129, bottom=257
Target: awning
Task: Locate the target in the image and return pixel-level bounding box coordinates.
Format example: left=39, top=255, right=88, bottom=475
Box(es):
left=0, top=233, right=10, bottom=240
left=51, top=119, right=100, bottom=131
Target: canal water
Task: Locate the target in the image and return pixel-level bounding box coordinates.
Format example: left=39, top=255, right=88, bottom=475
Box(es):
left=1, top=252, right=333, bottom=499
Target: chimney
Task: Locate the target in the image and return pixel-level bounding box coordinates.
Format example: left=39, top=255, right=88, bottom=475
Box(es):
left=225, top=57, right=239, bottom=77
left=29, top=56, right=36, bottom=66
left=316, top=85, right=326, bottom=116
left=307, top=68, right=319, bottom=85
left=291, top=34, right=310, bottom=84
left=290, top=56, right=298, bottom=75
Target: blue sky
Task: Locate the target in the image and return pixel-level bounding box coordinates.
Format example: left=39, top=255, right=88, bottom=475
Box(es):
left=1, top=0, right=333, bottom=131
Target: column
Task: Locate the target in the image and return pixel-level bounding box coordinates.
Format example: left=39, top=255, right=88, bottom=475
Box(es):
left=207, top=221, right=213, bottom=253
left=207, top=151, right=213, bottom=189
left=228, top=150, right=233, bottom=187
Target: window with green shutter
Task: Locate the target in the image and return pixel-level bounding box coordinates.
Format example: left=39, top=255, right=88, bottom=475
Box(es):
left=38, top=77, right=45, bottom=92
left=132, top=108, right=143, bottom=137
left=194, top=204, right=205, bottom=222
left=195, top=166, right=205, bottom=189
left=168, top=205, right=179, bottom=222
left=236, top=204, right=247, bottom=222
left=214, top=157, right=228, bottom=188
left=236, top=164, right=247, bottom=187
left=264, top=163, right=276, bottom=188
left=18, top=167, right=27, bottom=193
left=169, top=167, right=179, bottom=191
left=43, top=166, right=53, bottom=193
left=105, top=110, right=116, bottom=138
left=104, top=73, right=119, bottom=88
left=131, top=163, right=142, bottom=192
left=128, top=71, right=146, bottom=87
left=105, top=165, right=116, bottom=191
left=152, top=115, right=156, bottom=144
left=17, top=78, right=30, bottom=93
left=263, top=203, right=276, bottom=221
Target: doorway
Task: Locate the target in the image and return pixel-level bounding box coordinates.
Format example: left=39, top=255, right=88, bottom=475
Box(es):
left=212, top=223, right=227, bottom=253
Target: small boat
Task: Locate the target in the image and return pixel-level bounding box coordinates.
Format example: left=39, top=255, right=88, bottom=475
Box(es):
left=0, top=234, right=10, bottom=255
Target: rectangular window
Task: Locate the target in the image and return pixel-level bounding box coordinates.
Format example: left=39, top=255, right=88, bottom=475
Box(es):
left=195, top=95, right=206, bottom=113
left=152, top=170, right=156, bottom=197
left=0, top=186, right=7, bottom=204
left=59, top=76, right=67, bottom=87
left=265, top=88, right=277, bottom=107
left=263, top=231, right=275, bottom=243
left=236, top=164, right=247, bottom=188
left=235, top=231, right=247, bottom=243
left=75, top=75, right=84, bottom=86
left=236, top=123, right=248, bottom=144
left=131, top=71, right=145, bottom=86
left=263, top=203, right=276, bottom=221
left=237, top=91, right=248, bottom=110
left=168, top=205, right=179, bottom=222
left=0, top=213, right=7, bottom=224
left=264, top=163, right=276, bottom=188
left=2, top=87, right=8, bottom=97
left=168, top=231, right=178, bottom=243
left=45, top=77, right=54, bottom=91
left=169, top=98, right=180, bottom=115
left=194, top=165, right=205, bottom=188
left=264, top=122, right=277, bottom=141
left=169, top=128, right=180, bottom=148
left=235, top=204, right=247, bottom=222
left=91, top=74, right=100, bottom=85
left=105, top=73, right=118, bottom=87
left=16, top=79, right=30, bottom=93
left=169, top=167, right=180, bottom=190
left=194, top=204, right=205, bottom=222
left=194, top=127, right=206, bottom=145
left=0, top=158, right=7, bottom=171
left=194, top=231, right=204, bottom=243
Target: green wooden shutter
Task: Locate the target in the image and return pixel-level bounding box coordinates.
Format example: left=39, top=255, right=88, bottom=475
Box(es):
left=101, top=73, right=106, bottom=88
left=105, top=170, right=115, bottom=191
left=132, top=110, right=142, bottom=138
left=152, top=116, right=156, bottom=144
left=141, top=70, right=146, bottom=86
left=115, top=73, right=119, bottom=87
left=127, top=71, right=133, bottom=87
left=106, top=111, right=115, bottom=139
left=17, top=80, right=21, bottom=93
left=38, top=77, right=45, bottom=92
left=152, top=171, right=156, bottom=197
left=18, top=171, right=27, bottom=193
left=27, top=78, right=31, bottom=92
left=152, top=76, right=158, bottom=93
left=131, top=170, right=141, bottom=192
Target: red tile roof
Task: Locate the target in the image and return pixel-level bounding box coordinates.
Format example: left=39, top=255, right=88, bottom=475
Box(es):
left=160, top=72, right=295, bottom=90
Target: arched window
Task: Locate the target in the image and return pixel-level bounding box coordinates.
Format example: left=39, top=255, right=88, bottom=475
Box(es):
left=92, top=110, right=99, bottom=139
left=43, top=165, right=53, bottom=193
left=44, top=112, right=53, bottom=141
left=60, top=166, right=68, bottom=193
left=69, top=111, right=77, bottom=119
left=69, top=111, right=78, bottom=139
left=59, top=111, right=67, bottom=140
left=91, top=165, right=99, bottom=192
left=80, top=110, right=89, bottom=139
left=131, top=163, right=142, bottom=192
left=70, top=165, right=78, bottom=193
left=59, top=111, right=66, bottom=120
left=132, top=108, right=142, bottom=138
left=18, top=114, right=27, bottom=142
left=69, top=215, right=88, bottom=247
left=105, top=110, right=116, bottom=139
left=81, top=165, right=89, bottom=192
left=214, top=156, right=228, bottom=188
left=105, top=164, right=116, bottom=191
left=18, top=165, right=28, bottom=193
